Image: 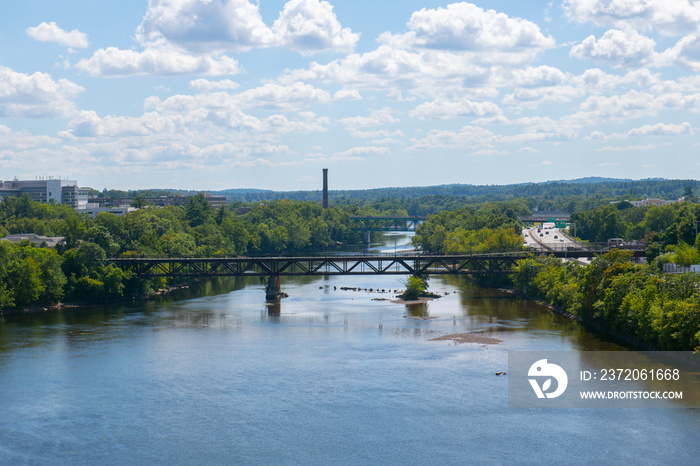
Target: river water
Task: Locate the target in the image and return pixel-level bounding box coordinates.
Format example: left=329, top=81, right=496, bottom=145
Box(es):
left=1, top=233, right=699, bottom=464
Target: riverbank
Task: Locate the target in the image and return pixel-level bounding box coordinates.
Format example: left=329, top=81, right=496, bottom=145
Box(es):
left=0, top=279, right=202, bottom=318
left=499, top=286, right=653, bottom=350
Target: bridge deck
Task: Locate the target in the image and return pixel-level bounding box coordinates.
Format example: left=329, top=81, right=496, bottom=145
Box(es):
left=107, top=250, right=634, bottom=278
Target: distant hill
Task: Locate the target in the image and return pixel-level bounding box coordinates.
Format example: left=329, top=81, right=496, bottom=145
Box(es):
left=211, top=178, right=699, bottom=204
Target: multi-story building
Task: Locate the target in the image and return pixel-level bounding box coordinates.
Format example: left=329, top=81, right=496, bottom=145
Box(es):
left=614, top=197, right=686, bottom=208
left=0, top=178, right=89, bottom=209
left=90, top=193, right=226, bottom=208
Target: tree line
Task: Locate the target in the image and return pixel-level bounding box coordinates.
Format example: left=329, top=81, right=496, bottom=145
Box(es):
left=511, top=251, right=700, bottom=351
left=0, top=194, right=367, bottom=311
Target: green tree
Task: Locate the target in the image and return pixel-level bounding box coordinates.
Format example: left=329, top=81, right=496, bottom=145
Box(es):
left=403, top=276, right=428, bottom=300
left=186, top=194, right=212, bottom=228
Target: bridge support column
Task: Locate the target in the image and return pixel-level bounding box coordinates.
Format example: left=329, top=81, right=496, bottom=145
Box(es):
left=265, top=275, right=283, bottom=301
left=363, top=231, right=371, bottom=244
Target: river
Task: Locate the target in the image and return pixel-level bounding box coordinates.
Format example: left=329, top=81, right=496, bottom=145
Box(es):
left=1, top=232, right=699, bottom=464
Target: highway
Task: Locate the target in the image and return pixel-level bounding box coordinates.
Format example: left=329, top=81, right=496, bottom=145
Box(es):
left=523, top=223, right=589, bottom=263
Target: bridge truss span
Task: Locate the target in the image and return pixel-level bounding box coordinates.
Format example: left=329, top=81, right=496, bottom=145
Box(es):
left=107, top=253, right=529, bottom=278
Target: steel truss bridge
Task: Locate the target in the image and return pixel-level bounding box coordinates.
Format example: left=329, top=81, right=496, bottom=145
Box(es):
left=348, top=216, right=426, bottom=232
left=106, top=249, right=637, bottom=279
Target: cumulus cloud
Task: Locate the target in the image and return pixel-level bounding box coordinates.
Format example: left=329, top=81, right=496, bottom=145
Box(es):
left=335, top=146, right=390, bottom=157
left=136, top=0, right=357, bottom=54
left=333, top=89, right=362, bottom=100
left=279, top=45, right=489, bottom=96
left=236, top=82, right=331, bottom=111
left=409, top=98, right=501, bottom=119
left=0, top=65, right=83, bottom=118
left=661, top=34, right=700, bottom=70
left=503, top=86, right=582, bottom=107
left=570, top=29, right=657, bottom=68
left=508, top=66, right=568, bottom=88
left=381, top=2, right=555, bottom=60
left=564, top=0, right=700, bottom=36
left=136, top=0, right=275, bottom=52
left=628, top=121, right=692, bottom=136
left=64, top=110, right=176, bottom=138
left=407, top=125, right=495, bottom=150
left=76, top=46, right=240, bottom=77
left=0, top=126, right=60, bottom=149
left=272, top=0, right=359, bottom=53
left=596, top=145, right=656, bottom=152
left=189, top=79, right=239, bottom=91
left=26, top=22, right=89, bottom=48
left=338, top=108, right=399, bottom=129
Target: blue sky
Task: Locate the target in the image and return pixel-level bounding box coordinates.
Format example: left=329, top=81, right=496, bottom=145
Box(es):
left=2, top=0, right=700, bottom=191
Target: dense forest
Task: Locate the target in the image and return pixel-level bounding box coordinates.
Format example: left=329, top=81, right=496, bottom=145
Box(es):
left=93, top=178, right=700, bottom=216
left=570, top=201, right=700, bottom=246
left=411, top=200, right=528, bottom=253
left=0, top=194, right=369, bottom=311
left=512, top=251, right=700, bottom=351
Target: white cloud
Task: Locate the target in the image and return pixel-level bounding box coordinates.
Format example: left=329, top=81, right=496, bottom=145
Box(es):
left=279, top=45, right=489, bottom=97
left=26, top=22, right=89, bottom=48
left=333, top=89, right=362, bottom=100
left=76, top=46, right=240, bottom=77
left=628, top=121, right=692, bottom=136
left=0, top=65, right=83, bottom=118
left=236, top=82, right=331, bottom=111
left=335, top=146, right=390, bottom=157
left=661, top=34, right=700, bottom=70
left=349, top=129, right=404, bottom=139
left=272, top=0, right=359, bottom=53
left=564, top=0, right=700, bottom=36
left=147, top=82, right=331, bottom=116
left=382, top=2, right=555, bottom=58
left=503, top=86, right=582, bottom=107
left=63, top=110, right=176, bottom=138
left=189, top=79, right=239, bottom=91
left=508, top=66, right=568, bottom=88
left=409, top=98, right=500, bottom=119
left=407, top=125, right=495, bottom=150
left=517, top=147, right=540, bottom=153
left=136, top=0, right=276, bottom=53
left=339, top=108, right=399, bottom=129
left=471, top=149, right=506, bottom=156
left=573, top=90, right=659, bottom=123
left=136, top=0, right=356, bottom=55
left=570, top=29, right=657, bottom=68
left=0, top=126, right=60, bottom=149
left=596, top=145, right=656, bottom=152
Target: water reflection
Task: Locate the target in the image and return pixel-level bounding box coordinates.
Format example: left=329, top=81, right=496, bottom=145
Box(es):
left=405, top=302, right=429, bottom=318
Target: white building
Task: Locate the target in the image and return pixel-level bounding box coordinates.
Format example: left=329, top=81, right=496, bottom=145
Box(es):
left=1, top=233, right=65, bottom=247
left=77, top=204, right=136, bottom=217
left=0, top=178, right=89, bottom=209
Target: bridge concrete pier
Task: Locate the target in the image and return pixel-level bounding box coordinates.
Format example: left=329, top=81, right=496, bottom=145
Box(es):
left=265, top=275, right=283, bottom=301
left=363, top=231, right=371, bottom=244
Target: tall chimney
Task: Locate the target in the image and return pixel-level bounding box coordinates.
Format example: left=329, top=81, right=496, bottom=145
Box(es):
left=322, top=168, right=329, bottom=208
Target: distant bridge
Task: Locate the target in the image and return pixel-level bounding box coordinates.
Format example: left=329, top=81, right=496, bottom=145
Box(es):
left=348, top=216, right=426, bottom=232
left=518, top=211, right=571, bottom=223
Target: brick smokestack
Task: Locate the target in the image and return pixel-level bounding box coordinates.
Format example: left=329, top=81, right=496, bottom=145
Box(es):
left=322, top=168, right=329, bottom=208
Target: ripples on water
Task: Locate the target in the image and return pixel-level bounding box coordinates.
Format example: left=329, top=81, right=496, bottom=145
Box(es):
left=1, top=233, right=700, bottom=464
